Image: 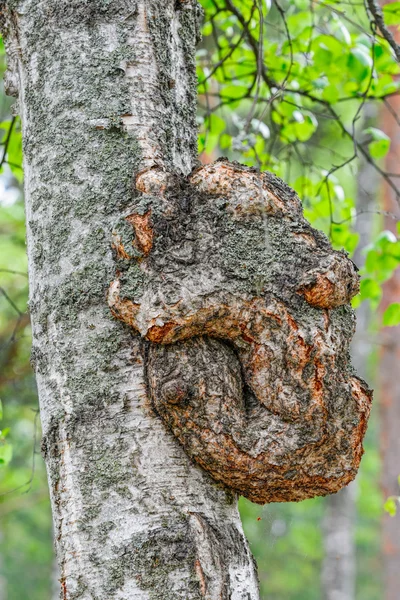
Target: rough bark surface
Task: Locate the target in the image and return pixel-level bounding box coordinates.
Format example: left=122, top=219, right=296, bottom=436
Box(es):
left=0, top=1, right=259, bottom=598
left=109, top=159, right=372, bottom=504
left=1, top=0, right=373, bottom=596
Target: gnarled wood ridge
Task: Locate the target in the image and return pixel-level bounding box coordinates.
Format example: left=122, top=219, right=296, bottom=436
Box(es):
left=108, top=158, right=372, bottom=504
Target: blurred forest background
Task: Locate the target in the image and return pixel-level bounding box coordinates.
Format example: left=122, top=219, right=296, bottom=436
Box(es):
left=1, top=0, right=400, bottom=598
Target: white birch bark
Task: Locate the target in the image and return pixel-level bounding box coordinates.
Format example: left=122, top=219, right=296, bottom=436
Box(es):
left=0, top=2, right=259, bottom=598
left=321, top=483, right=357, bottom=600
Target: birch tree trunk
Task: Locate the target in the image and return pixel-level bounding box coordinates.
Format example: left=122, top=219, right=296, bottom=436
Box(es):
left=0, top=529, right=6, bottom=600
left=380, top=89, right=400, bottom=600
left=0, top=2, right=259, bottom=598
left=321, top=115, right=377, bottom=600
left=0, top=1, right=372, bottom=598
left=321, top=484, right=357, bottom=600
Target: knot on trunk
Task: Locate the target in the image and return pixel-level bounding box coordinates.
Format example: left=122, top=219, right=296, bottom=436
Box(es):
left=108, top=159, right=371, bottom=504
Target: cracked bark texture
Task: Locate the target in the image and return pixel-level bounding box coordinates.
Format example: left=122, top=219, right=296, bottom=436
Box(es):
left=0, top=1, right=259, bottom=598
left=109, top=160, right=371, bottom=504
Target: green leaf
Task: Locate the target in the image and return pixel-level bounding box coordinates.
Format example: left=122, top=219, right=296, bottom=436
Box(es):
left=287, top=11, right=313, bottom=36
left=219, top=133, right=231, bottom=149
left=208, top=113, right=225, bottom=136
left=220, top=84, right=249, bottom=101
left=364, top=127, right=391, bottom=158
left=364, top=127, right=390, bottom=141
left=376, top=229, right=397, bottom=246
left=373, top=75, right=400, bottom=97
left=202, top=21, right=212, bottom=37
left=384, top=496, right=398, bottom=517
left=0, top=398, right=2, bottom=421
left=383, top=2, right=400, bottom=26
left=322, top=84, right=339, bottom=103
left=0, top=442, right=12, bottom=466
left=369, top=139, right=390, bottom=158
left=359, top=278, right=382, bottom=306
left=348, top=47, right=373, bottom=80
left=281, top=112, right=318, bottom=143
left=383, top=303, right=400, bottom=326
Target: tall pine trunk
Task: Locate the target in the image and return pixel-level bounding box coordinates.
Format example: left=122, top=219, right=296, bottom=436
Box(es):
left=0, top=2, right=259, bottom=598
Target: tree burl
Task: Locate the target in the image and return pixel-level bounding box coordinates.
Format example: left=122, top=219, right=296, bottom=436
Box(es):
left=108, top=159, right=372, bottom=504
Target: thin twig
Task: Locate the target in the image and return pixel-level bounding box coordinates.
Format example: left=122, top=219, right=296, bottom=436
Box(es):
left=366, top=0, right=400, bottom=63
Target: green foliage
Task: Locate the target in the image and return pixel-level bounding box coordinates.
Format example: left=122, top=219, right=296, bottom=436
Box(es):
left=198, top=0, right=400, bottom=327
left=364, top=127, right=391, bottom=159
left=383, top=496, right=399, bottom=517
left=0, top=37, right=54, bottom=600
left=353, top=231, right=400, bottom=320
left=0, top=188, right=54, bottom=598
left=383, top=303, right=400, bottom=326
left=382, top=2, right=400, bottom=26
left=197, top=2, right=395, bottom=598
left=240, top=496, right=325, bottom=599
left=0, top=118, right=23, bottom=180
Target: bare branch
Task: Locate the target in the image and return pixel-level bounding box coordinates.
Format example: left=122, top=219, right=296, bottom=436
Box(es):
left=366, top=0, right=400, bottom=63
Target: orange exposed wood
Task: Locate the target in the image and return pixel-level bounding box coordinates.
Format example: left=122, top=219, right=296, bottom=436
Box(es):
left=126, top=211, right=153, bottom=257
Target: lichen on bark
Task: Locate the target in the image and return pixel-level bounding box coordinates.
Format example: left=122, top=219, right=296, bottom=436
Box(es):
left=1, top=0, right=372, bottom=597
left=0, top=0, right=260, bottom=598
left=109, top=159, right=372, bottom=504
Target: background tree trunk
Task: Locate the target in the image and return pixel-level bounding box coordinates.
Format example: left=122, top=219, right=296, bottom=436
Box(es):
left=380, top=91, right=400, bottom=600
left=321, top=109, right=378, bottom=600
left=0, top=529, right=6, bottom=600
left=321, top=484, right=357, bottom=600
left=0, top=2, right=259, bottom=598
